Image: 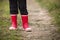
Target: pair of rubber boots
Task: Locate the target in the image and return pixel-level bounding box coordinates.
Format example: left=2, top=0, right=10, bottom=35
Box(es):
left=9, top=14, right=31, bottom=32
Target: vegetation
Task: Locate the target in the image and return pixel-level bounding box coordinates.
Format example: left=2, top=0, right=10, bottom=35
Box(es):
left=37, top=0, right=60, bottom=32
left=0, top=0, right=22, bottom=40
left=0, top=0, right=60, bottom=40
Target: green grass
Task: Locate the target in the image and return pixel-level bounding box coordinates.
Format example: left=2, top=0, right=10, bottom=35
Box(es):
left=0, top=0, right=22, bottom=40
left=37, top=0, right=60, bottom=32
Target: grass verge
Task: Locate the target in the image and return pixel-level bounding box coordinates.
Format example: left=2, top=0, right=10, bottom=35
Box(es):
left=0, top=0, right=22, bottom=40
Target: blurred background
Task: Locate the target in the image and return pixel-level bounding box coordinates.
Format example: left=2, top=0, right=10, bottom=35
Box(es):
left=37, top=0, right=60, bottom=33
left=0, top=0, right=60, bottom=40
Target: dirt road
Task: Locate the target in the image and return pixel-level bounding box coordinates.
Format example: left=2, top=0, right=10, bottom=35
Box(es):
left=19, top=0, right=58, bottom=40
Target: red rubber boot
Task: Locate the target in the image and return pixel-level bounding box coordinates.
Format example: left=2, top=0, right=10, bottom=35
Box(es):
left=9, top=14, right=17, bottom=30
left=21, top=15, right=31, bottom=32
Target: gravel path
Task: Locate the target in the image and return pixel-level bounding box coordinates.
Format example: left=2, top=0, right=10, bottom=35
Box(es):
left=19, top=0, right=59, bottom=40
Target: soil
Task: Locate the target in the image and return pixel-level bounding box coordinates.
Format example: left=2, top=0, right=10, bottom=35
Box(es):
left=18, top=0, right=59, bottom=40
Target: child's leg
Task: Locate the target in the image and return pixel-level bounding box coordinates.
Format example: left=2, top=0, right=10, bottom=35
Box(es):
left=18, top=0, right=31, bottom=31
left=18, top=0, right=28, bottom=15
left=9, top=0, right=18, bottom=30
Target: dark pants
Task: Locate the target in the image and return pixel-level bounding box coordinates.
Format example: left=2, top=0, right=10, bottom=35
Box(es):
left=9, top=0, right=28, bottom=15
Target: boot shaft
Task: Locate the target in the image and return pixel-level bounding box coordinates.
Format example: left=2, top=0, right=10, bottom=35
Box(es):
left=11, top=14, right=17, bottom=28
left=21, top=15, right=29, bottom=29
